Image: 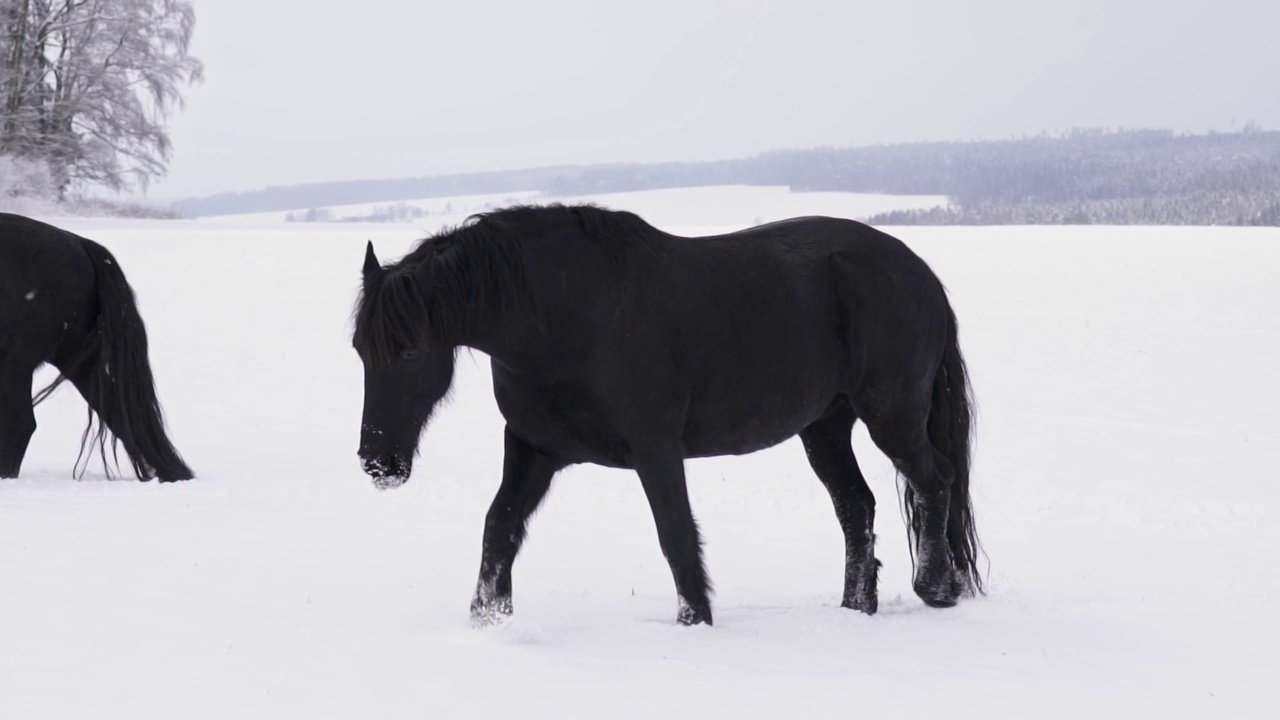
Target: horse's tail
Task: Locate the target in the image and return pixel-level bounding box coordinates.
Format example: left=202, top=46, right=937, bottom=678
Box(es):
left=915, top=300, right=985, bottom=596
left=34, top=239, right=193, bottom=482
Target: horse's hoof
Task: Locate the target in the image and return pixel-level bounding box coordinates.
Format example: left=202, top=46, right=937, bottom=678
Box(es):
left=918, top=593, right=957, bottom=609
left=470, top=597, right=513, bottom=627
left=843, top=556, right=881, bottom=615
left=914, top=571, right=963, bottom=608
left=677, top=600, right=713, bottom=626
left=842, top=591, right=878, bottom=615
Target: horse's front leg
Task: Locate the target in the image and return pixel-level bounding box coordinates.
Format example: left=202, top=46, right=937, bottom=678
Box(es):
left=634, top=447, right=713, bottom=626
left=470, top=426, right=565, bottom=625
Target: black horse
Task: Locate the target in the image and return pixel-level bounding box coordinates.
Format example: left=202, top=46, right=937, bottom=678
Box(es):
left=0, top=213, right=192, bottom=482
left=353, top=204, right=982, bottom=626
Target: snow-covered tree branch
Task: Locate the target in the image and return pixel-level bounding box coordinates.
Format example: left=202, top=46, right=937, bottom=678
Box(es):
left=0, top=0, right=202, bottom=197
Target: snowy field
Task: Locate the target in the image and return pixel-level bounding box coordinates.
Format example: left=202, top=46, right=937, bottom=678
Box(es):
left=206, top=184, right=951, bottom=230
left=2, top=188, right=1277, bottom=718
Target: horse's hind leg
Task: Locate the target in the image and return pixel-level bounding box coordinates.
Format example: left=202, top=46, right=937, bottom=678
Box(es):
left=634, top=447, right=712, bottom=626
left=470, top=426, right=566, bottom=625
left=800, top=399, right=880, bottom=614
left=857, top=395, right=963, bottom=608
left=0, top=359, right=37, bottom=478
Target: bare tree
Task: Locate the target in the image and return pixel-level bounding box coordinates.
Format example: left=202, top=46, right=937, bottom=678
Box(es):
left=0, top=0, right=202, bottom=195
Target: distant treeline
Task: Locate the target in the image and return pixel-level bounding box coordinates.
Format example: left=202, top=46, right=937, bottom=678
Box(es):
left=864, top=192, right=1280, bottom=227
left=176, top=127, right=1280, bottom=226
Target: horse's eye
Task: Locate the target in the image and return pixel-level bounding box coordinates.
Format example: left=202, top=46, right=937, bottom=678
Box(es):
left=401, top=349, right=419, bottom=361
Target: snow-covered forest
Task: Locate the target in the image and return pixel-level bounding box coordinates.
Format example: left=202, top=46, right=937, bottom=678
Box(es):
left=179, top=128, right=1280, bottom=226
left=550, top=127, right=1280, bottom=226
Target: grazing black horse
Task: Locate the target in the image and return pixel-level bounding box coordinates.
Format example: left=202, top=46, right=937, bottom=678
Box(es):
left=0, top=213, right=193, bottom=482
left=353, top=204, right=983, bottom=626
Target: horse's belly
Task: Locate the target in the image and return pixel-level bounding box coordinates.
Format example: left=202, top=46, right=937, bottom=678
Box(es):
left=682, top=428, right=800, bottom=458
left=492, top=357, right=842, bottom=467
left=680, top=389, right=833, bottom=458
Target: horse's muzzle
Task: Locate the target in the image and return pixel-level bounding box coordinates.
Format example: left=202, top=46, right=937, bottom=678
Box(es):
left=360, top=454, right=411, bottom=490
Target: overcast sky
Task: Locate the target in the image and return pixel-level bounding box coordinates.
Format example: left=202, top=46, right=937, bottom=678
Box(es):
left=153, top=0, right=1280, bottom=198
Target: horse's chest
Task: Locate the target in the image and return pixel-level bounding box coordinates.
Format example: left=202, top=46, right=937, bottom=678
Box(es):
left=492, top=376, right=631, bottom=467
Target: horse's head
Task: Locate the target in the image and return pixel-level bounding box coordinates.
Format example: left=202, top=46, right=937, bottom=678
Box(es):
left=353, top=242, right=456, bottom=490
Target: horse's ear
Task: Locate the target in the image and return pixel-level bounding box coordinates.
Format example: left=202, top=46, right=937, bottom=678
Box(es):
left=363, top=241, right=380, bottom=278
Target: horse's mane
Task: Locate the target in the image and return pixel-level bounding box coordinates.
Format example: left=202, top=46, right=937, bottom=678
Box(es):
left=353, top=203, right=655, bottom=365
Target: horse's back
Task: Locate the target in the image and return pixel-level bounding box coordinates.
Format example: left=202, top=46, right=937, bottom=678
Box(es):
left=648, top=215, right=951, bottom=443
left=0, top=213, right=97, bottom=364
left=738, top=216, right=954, bottom=406
left=0, top=213, right=94, bottom=279
left=699, top=215, right=932, bottom=266
left=579, top=217, right=871, bottom=455
left=658, top=215, right=946, bottom=325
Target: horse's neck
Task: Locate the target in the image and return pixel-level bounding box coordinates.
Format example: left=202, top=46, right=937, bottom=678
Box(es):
left=454, top=313, right=537, bottom=368
left=452, top=226, right=618, bottom=364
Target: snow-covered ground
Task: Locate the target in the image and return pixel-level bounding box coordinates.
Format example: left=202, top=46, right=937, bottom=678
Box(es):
left=2, top=188, right=1276, bottom=718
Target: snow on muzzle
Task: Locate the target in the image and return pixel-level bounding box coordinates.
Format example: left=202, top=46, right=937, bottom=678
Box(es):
left=360, top=455, right=412, bottom=490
